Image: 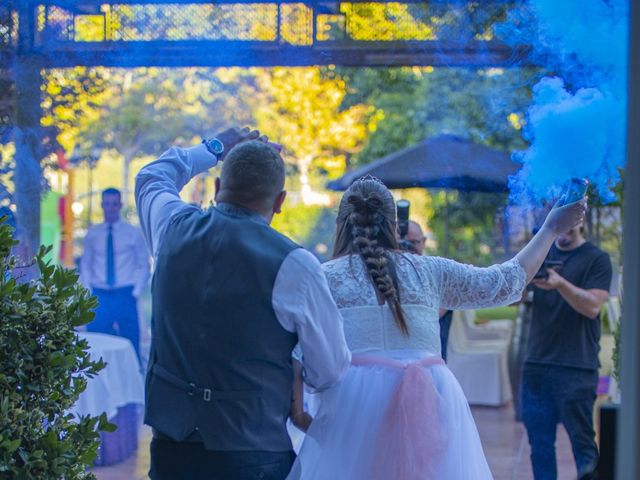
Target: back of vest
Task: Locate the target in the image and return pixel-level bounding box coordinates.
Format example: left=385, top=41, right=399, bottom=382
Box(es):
left=145, top=205, right=299, bottom=451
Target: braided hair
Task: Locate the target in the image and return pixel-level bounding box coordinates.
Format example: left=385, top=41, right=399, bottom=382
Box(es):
left=333, top=176, right=409, bottom=335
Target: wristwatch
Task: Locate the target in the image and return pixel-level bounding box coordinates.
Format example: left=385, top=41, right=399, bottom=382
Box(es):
left=202, top=137, right=224, bottom=160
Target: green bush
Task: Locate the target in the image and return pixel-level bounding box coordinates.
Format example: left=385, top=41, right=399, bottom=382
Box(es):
left=0, top=220, right=113, bottom=479
left=474, top=306, right=518, bottom=322
left=612, top=322, right=621, bottom=388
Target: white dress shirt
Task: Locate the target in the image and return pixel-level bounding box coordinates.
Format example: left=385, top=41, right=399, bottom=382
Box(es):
left=80, top=220, right=150, bottom=298
left=135, top=144, right=351, bottom=391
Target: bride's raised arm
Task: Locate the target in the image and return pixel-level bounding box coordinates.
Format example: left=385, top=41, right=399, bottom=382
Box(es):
left=428, top=198, right=586, bottom=311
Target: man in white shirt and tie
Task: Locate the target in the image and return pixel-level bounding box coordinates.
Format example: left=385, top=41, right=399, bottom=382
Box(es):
left=80, top=187, right=150, bottom=358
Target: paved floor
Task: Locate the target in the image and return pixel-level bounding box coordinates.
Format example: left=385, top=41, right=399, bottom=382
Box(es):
left=91, top=402, right=578, bottom=480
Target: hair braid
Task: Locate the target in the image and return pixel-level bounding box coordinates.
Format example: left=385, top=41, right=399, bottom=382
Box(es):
left=346, top=194, right=409, bottom=336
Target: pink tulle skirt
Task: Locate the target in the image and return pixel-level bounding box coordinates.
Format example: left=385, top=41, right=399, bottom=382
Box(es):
left=287, top=350, right=493, bottom=480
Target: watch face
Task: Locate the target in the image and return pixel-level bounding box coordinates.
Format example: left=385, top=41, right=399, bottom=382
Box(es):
left=207, top=138, right=224, bottom=155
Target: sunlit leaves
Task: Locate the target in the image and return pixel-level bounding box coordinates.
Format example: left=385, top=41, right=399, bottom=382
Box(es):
left=253, top=67, right=371, bottom=181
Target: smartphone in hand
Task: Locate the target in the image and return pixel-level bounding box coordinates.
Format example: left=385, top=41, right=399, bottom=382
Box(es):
left=560, top=178, right=588, bottom=206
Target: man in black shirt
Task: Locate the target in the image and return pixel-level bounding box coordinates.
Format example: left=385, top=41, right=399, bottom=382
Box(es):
left=522, top=223, right=612, bottom=480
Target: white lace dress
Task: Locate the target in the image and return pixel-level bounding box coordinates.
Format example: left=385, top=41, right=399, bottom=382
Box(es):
left=287, top=252, right=526, bottom=480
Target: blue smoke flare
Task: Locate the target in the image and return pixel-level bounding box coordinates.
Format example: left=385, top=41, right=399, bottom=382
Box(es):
left=498, top=0, right=629, bottom=205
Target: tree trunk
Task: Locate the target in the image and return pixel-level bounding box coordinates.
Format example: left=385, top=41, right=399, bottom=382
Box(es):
left=122, top=150, right=134, bottom=209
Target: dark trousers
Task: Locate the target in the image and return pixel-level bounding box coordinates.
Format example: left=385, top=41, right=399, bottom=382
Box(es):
left=439, top=310, right=453, bottom=361
left=149, top=438, right=296, bottom=480
left=521, top=363, right=599, bottom=480
left=89, top=286, right=140, bottom=359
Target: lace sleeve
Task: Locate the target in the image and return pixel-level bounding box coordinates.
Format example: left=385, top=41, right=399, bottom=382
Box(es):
left=424, top=256, right=526, bottom=310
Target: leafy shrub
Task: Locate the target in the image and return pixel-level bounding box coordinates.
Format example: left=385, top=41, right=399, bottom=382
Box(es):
left=612, top=321, right=621, bottom=389
left=0, top=219, right=112, bottom=479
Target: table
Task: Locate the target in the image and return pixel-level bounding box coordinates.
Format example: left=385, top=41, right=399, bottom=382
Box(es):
left=74, top=332, right=145, bottom=466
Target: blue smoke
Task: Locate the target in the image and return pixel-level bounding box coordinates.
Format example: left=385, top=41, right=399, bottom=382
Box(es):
left=498, top=0, right=629, bottom=205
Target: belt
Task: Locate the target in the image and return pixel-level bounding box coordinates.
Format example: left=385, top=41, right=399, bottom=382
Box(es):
left=151, top=364, right=214, bottom=402
left=151, top=364, right=259, bottom=402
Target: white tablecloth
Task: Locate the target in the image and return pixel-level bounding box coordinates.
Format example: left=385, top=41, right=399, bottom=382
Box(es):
left=74, top=332, right=145, bottom=420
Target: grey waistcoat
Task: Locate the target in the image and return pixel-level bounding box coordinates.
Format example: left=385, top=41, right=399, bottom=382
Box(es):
left=144, top=203, right=299, bottom=451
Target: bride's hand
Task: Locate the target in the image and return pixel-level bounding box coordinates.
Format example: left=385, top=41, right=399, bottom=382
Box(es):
left=292, top=412, right=313, bottom=433
left=541, top=197, right=587, bottom=236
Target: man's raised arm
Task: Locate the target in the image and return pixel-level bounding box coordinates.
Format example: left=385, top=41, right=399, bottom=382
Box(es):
left=134, top=127, right=261, bottom=257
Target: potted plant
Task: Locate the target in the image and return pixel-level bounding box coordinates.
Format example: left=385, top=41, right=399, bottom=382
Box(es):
left=0, top=219, right=113, bottom=479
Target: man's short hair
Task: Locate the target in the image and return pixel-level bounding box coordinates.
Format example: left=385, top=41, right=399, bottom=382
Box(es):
left=220, top=141, right=285, bottom=204
left=102, top=187, right=122, bottom=200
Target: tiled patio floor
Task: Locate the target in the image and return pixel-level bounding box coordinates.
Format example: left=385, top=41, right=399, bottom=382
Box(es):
left=91, top=402, right=578, bottom=480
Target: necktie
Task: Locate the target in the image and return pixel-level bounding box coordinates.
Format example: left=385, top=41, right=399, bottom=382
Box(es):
left=106, top=224, right=115, bottom=287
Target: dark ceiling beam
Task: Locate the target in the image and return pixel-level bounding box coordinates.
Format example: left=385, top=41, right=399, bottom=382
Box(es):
left=14, top=0, right=518, bottom=6
left=16, top=40, right=530, bottom=68
left=1, top=0, right=527, bottom=69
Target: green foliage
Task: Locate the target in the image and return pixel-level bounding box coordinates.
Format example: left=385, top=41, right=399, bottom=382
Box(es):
left=345, top=67, right=534, bottom=167
left=253, top=67, right=370, bottom=180
left=41, top=68, right=111, bottom=154
left=272, top=202, right=324, bottom=245
left=427, top=191, right=505, bottom=264
left=0, top=221, right=111, bottom=479
left=584, top=169, right=624, bottom=267
left=612, top=321, right=621, bottom=387
left=339, top=66, right=537, bottom=262
left=475, top=306, right=518, bottom=322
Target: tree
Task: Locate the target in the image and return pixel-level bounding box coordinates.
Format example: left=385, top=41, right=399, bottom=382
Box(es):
left=248, top=67, right=371, bottom=246
left=77, top=68, right=254, bottom=207
left=253, top=67, right=371, bottom=197
left=338, top=65, right=536, bottom=262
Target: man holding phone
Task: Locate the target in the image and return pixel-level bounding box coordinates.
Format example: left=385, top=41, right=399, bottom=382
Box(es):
left=522, top=221, right=612, bottom=480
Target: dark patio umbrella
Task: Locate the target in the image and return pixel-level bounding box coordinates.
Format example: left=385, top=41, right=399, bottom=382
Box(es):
left=327, top=134, right=520, bottom=257
left=327, top=134, right=519, bottom=192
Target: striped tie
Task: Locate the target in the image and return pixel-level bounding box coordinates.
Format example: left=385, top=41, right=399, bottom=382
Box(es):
left=106, top=224, right=115, bottom=287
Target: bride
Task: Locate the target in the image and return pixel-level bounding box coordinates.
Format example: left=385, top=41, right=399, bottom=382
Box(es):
left=287, top=176, right=585, bottom=480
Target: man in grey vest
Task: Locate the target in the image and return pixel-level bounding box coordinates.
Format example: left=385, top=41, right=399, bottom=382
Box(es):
left=135, top=127, right=351, bottom=479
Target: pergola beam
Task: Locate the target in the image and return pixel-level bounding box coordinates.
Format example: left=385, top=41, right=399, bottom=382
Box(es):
left=1, top=0, right=527, bottom=69
left=32, top=41, right=529, bottom=68
left=13, top=0, right=519, bottom=6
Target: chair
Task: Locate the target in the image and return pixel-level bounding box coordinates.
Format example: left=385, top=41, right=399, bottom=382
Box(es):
left=459, top=309, right=513, bottom=343
left=446, top=310, right=513, bottom=406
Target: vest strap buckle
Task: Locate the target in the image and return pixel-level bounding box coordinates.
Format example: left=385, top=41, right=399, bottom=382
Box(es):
left=203, top=388, right=212, bottom=402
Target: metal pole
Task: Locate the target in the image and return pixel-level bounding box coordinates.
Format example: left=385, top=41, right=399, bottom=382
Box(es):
left=616, top=0, right=640, bottom=477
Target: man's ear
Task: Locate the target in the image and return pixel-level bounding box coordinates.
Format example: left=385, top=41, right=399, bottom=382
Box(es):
left=273, top=190, right=287, bottom=214
left=214, top=177, right=221, bottom=202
